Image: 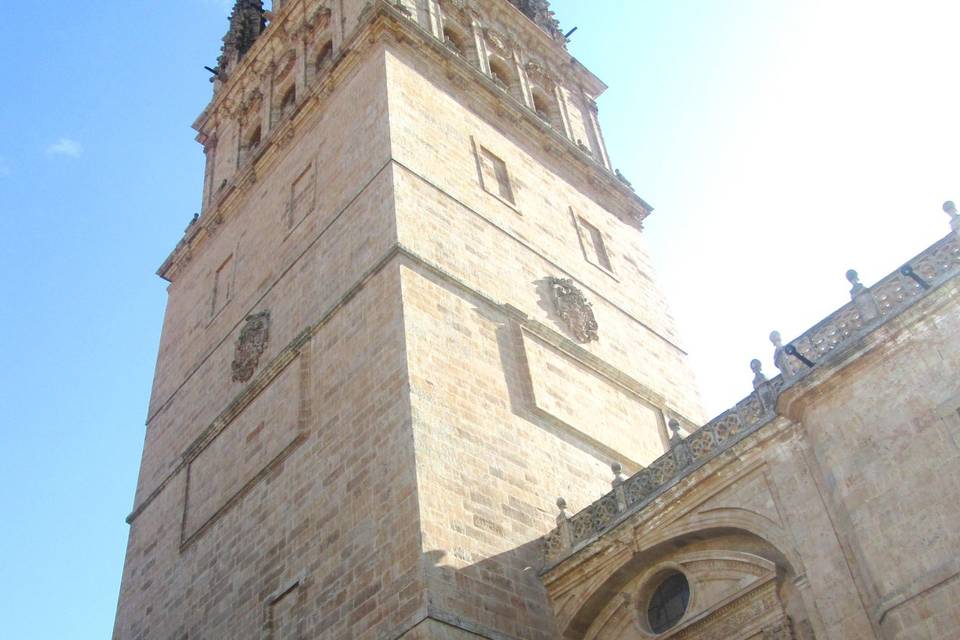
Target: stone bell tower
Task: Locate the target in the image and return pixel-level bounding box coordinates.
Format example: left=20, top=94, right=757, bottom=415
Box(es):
left=112, top=1, right=705, bottom=638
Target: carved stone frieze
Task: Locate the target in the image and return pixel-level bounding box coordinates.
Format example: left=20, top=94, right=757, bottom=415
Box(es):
left=525, top=61, right=556, bottom=90
left=763, top=621, right=796, bottom=639
left=218, top=95, right=242, bottom=120
left=669, top=580, right=784, bottom=640
left=232, top=311, right=271, bottom=383
left=547, top=277, right=599, bottom=343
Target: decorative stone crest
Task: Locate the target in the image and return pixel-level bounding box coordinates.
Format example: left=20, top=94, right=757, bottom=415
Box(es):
left=484, top=28, right=509, bottom=54
left=547, top=277, right=599, bottom=342
left=232, top=311, right=270, bottom=383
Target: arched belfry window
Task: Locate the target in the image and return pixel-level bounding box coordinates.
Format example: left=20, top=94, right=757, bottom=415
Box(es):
left=278, top=85, right=296, bottom=121
left=443, top=26, right=467, bottom=57
left=315, top=41, right=333, bottom=73
left=647, top=572, right=690, bottom=634
left=488, top=57, right=515, bottom=95
left=531, top=87, right=561, bottom=129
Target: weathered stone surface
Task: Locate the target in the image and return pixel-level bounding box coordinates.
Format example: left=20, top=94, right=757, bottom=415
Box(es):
left=540, top=231, right=960, bottom=640
left=115, top=2, right=960, bottom=639
left=115, top=2, right=702, bottom=639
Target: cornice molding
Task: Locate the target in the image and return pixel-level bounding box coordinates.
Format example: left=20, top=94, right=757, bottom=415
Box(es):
left=161, top=3, right=649, bottom=283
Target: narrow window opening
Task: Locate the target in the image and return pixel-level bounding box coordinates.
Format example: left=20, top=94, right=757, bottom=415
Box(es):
left=240, top=125, right=261, bottom=162
left=212, top=255, right=234, bottom=317
left=289, top=163, right=315, bottom=228
left=488, top=58, right=512, bottom=92
left=315, top=42, right=333, bottom=73
left=279, top=85, right=296, bottom=121
left=443, top=27, right=465, bottom=57
left=249, top=125, right=261, bottom=149
left=478, top=146, right=514, bottom=204
left=580, top=217, right=612, bottom=271
left=531, top=88, right=559, bottom=128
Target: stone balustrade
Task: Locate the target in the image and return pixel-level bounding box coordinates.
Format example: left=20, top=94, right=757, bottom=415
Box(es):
left=543, top=223, right=960, bottom=567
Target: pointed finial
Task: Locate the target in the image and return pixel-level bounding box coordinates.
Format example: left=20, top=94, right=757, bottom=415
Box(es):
left=846, top=269, right=866, bottom=296
left=945, top=201, right=960, bottom=232
left=668, top=418, right=683, bottom=447
left=750, top=359, right=767, bottom=388
left=770, top=330, right=799, bottom=380
left=611, top=461, right=626, bottom=487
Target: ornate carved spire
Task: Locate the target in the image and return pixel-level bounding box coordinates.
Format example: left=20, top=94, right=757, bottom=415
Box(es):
left=508, top=0, right=564, bottom=42
left=218, top=0, right=267, bottom=74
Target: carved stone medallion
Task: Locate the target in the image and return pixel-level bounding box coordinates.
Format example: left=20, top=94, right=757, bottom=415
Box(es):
left=232, top=311, right=270, bottom=383
left=484, top=28, right=509, bottom=54
left=547, top=277, right=599, bottom=343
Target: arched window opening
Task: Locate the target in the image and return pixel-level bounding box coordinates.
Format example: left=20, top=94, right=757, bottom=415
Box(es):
left=488, top=57, right=513, bottom=94
left=315, top=42, right=333, bottom=73
left=278, top=85, right=296, bottom=121
left=443, top=27, right=466, bottom=58
left=246, top=125, right=262, bottom=153
left=647, top=572, right=690, bottom=634
left=531, top=88, right=559, bottom=128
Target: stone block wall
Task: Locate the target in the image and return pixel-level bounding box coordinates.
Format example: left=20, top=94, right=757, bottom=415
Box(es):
left=384, top=37, right=707, bottom=640
left=116, top=49, right=429, bottom=640
left=785, top=281, right=960, bottom=639
left=538, top=262, right=960, bottom=640
left=116, top=5, right=709, bottom=638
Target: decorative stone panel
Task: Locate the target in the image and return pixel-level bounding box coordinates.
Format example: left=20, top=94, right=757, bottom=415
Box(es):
left=232, top=311, right=271, bottom=383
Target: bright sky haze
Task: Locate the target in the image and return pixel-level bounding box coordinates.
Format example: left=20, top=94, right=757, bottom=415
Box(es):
left=0, top=1, right=957, bottom=638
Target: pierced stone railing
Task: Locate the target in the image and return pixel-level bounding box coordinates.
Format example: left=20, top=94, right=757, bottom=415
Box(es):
left=543, top=227, right=960, bottom=567
left=543, top=380, right=781, bottom=564
left=783, top=232, right=959, bottom=379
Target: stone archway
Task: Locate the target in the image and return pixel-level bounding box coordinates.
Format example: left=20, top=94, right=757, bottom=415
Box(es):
left=564, top=529, right=816, bottom=640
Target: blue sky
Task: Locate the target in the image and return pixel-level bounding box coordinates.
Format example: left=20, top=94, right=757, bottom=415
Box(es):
left=0, top=2, right=957, bottom=637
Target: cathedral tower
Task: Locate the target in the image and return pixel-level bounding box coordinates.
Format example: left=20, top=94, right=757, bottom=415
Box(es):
left=113, top=1, right=705, bottom=638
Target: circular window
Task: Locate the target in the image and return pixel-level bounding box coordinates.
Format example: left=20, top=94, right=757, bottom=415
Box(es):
left=647, top=572, right=690, bottom=634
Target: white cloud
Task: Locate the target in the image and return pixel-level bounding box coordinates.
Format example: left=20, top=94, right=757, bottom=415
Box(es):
left=47, top=138, right=83, bottom=158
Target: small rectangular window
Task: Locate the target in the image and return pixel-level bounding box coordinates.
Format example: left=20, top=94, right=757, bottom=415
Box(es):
left=289, top=164, right=315, bottom=228
left=212, top=255, right=233, bottom=317
left=579, top=217, right=613, bottom=272
left=478, top=145, right=515, bottom=204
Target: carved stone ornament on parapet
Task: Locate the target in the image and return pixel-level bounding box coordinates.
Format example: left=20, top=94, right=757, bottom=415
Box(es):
left=525, top=61, right=556, bottom=90
left=484, top=27, right=510, bottom=55
left=232, top=311, right=271, bottom=383
left=547, top=277, right=599, bottom=343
